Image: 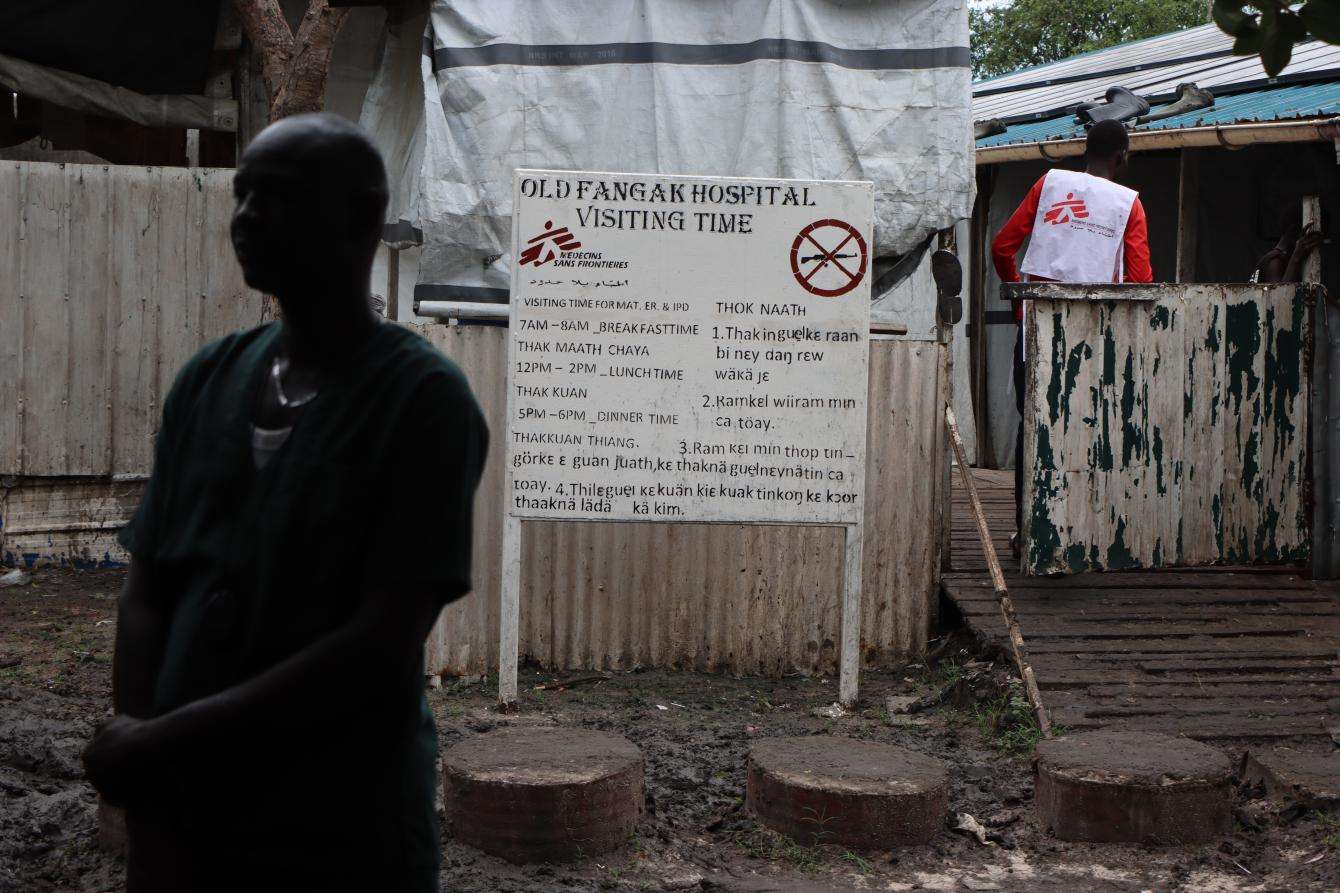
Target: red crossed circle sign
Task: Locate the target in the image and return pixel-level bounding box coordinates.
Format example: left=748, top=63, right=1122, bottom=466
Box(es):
left=789, top=219, right=869, bottom=297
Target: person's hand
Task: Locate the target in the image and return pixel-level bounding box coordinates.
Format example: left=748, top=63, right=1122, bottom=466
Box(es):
left=1293, top=223, right=1324, bottom=262
left=83, top=714, right=164, bottom=807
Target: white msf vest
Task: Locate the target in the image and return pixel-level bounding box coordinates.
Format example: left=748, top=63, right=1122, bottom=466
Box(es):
left=1020, top=169, right=1137, bottom=283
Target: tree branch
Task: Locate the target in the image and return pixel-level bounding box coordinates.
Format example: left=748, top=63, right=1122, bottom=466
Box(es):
left=232, top=0, right=294, bottom=104
left=274, top=1, right=350, bottom=118
left=234, top=0, right=348, bottom=121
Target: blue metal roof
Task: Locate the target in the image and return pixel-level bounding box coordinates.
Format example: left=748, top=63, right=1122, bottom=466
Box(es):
left=977, top=80, right=1340, bottom=149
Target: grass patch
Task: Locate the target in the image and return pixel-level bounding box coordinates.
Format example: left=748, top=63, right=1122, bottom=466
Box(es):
left=1315, top=810, right=1340, bottom=848
left=971, top=690, right=1061, bottom=757
left=730, top=824, right=825, bottom=873
left=915, top=657, right=966, bottom=693
left=842, top=850, right=873, bottom=872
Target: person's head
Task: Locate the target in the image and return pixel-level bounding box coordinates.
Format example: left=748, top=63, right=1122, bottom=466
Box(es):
left=231, top=113, right=388, bottom=313
left=1278, top=200, right=1304, bottom=248
left=1084, top=120, right=1129, bottom=174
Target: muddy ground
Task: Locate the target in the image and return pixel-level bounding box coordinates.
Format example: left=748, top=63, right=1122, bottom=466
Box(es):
left=2, top=567, right=1338, bottom=892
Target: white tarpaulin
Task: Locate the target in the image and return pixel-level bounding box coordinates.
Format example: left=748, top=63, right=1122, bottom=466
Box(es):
left=361, top=0, right=973, bottom=303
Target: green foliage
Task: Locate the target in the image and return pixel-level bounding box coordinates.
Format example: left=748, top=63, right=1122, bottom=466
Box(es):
left=841, top=851, right=874, bottom=873
left=971, top=0, right=1211, bottom=80
left=1213, top=2, right=1340, bottom=77
left=1316, top=809, right=1340, bottom=848
left=970, top=690, right=1063, bottom=757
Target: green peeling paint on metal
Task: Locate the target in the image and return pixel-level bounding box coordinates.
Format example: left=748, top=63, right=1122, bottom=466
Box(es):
left=1254, top=502, right=1281, bottom=564
left=1105, top=517, right=1138, bottom=571
left=1242, top=431, right=1260, bottom=496
left=1120, top=350, right=1142, bottom=466
left=1264, top=293, right=1304, bottom=462
left=1028, top=424, right=1063, bottom=570
left=1225, top=302, right=1261, bottom=417
left=1046, top=312, right=1066, bottom=426
left=1064, top=543, right=1087, bottom=574
left=1152, top=426, right=1165, bottom=495
left=1212, top=493, right=1223, bottom=556
left=1061, top=342, right=1090, bottom=435
left=1102, top=319, right=1117, bottom=388
left=1184, top=353, right=1195, bottom=421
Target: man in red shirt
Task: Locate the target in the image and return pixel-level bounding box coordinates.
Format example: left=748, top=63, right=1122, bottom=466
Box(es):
left=991, top=120, right=1152, bottom=557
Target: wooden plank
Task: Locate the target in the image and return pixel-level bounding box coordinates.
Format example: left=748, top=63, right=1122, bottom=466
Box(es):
left=958, top=616, right=1331, bottom=638
left=1034, top=672, right=1339, bottom=688
left=954, top=596, right=1340, bottom=614
left=109, top=167, right=161, bottom=476
left=155, top=169, right=200, bottom=401
left=1084, top=683, right=1340, bottom=699
left=1048, top=710, right=1330, bottom=739
left=1019, top=636, right=1337, bottom=655
left=1183, top=292, right=1226, bottom=561
left=65, top=165, right=112, bottom=475
left=947, top=573, right=1310, bottom=590
left=19, top=164, right=71, bottom=474
left=200, top=169, right=260, bottom=339
left=1049, top=700, right=1339, bottom=720
left=0, top=162, right=21, bottom=473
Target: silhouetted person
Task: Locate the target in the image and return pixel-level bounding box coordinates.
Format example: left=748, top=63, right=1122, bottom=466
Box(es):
left=83, top=113, right=488, bottom=892
left=990, top=120, right=1152, bottom=559
left=1255, top=201, right=1324, bottom=283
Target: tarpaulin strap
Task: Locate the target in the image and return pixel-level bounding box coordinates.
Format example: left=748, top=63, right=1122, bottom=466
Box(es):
left=431, top=41, right=970, bottom=72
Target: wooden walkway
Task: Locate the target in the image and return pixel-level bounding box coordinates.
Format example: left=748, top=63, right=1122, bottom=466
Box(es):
left=943, top=468, right=1340, bottom=741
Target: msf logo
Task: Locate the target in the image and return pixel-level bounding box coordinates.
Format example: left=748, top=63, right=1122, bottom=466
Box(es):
left=1043, top=193, right=1089, bottom=225
left=519, top=220, right=582, bottom=266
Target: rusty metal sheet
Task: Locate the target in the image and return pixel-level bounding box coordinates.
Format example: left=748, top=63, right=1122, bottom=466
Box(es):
left=1005, top=282, right=1161, bottom=303
left=1023, top=283, right=1313, bottom=575
left=415, top=324, right=950, bottom=677
left=0, top=477, right=143, bottom=568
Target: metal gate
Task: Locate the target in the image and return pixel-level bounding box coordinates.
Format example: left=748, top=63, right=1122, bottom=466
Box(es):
left=1019, top=282, right=1316, bottom=575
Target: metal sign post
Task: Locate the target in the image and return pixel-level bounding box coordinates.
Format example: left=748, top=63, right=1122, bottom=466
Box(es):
left=499, top=169, right=872, bottom=708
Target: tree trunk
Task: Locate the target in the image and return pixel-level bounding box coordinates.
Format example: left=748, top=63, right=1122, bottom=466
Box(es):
left=233, top=0, right=349, bottom=122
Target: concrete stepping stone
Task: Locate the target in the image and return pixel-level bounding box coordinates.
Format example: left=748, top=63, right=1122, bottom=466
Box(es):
left=746, top=735, right=949, bottom=848
left=443, top=726, right=643, bottom=863
left=1035, top=729, right=1232, bottom=844
left=1242, top=748, right=1340, bottom=810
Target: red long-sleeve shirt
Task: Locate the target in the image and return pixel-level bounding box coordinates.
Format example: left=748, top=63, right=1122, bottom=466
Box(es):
left=992, top=174, right=1153, bottom=321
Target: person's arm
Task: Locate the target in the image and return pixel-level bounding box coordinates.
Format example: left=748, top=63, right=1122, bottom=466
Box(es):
left=1284, top=223, right=1324, bottom=282
left=84, top=372, right=488, bottom=804
left=991, top=176, right=1045, bottom=284
left=86, top=577, right=452, bottom=805
left=1122, top=198, right=1153, bottom=283
left=111, top=559, right=172, bottom=719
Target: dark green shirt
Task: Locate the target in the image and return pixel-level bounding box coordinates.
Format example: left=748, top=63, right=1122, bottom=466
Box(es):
left=119, top=321, right=487, bottom=886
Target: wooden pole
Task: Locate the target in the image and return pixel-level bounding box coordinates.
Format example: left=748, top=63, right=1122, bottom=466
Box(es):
left=1176, top=148, right=1200, bottom=283
left=945, top=405, right=1052, bottom=738
left=386, top=247, right=400, bottom=321
left=1303, top=195, right=1322, bottom=283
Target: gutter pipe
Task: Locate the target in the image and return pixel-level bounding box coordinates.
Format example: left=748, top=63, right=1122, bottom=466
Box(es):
left=976, top=117, right=1340, bottom=165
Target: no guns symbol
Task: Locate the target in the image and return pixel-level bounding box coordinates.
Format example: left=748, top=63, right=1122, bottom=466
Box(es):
left=789, top=219, right=868, bottom=298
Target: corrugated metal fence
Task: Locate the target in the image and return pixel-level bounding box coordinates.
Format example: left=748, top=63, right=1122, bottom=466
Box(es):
left=0, top=161, right=951, bottom=675
left=0, top=161, right=265, bottom=478
left=416, top=324, right=950, bottom=676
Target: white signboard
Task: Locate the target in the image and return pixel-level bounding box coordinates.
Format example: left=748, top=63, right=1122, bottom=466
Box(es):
left=505, top=170, right=872, bottom=525
left=499, top=169, right=873, bottom=709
